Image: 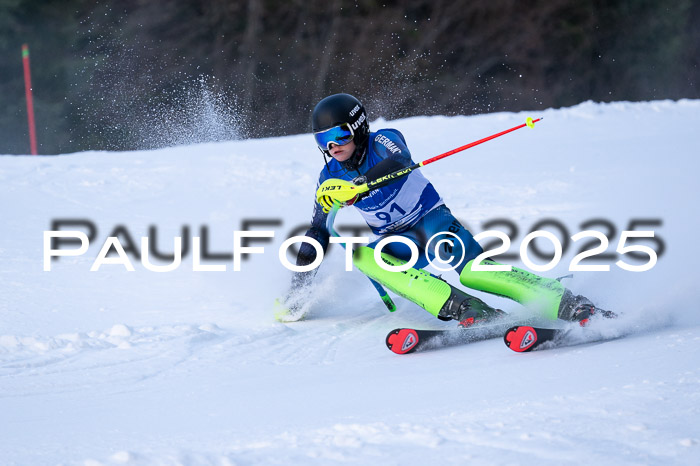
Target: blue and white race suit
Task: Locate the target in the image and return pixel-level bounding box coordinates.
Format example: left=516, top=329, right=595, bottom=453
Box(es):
left=295, top=128, right=482, bottom=281
left=320, top=129, right=443, bottom=235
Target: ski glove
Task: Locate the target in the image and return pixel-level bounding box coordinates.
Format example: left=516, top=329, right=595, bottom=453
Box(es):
left=316, top=178, right=369, bottom=213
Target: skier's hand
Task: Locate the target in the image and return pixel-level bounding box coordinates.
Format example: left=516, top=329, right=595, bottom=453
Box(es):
left=316, top=178, right=368, bottom=213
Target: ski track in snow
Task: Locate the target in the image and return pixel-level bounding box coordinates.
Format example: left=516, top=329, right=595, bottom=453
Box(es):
left=2, top=322, right=699, bottom=465
left=1, top=100, right=699, bottom=464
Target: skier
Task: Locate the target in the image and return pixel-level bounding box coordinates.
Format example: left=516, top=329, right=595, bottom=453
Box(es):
left=276, top=93, right=598, bottom=326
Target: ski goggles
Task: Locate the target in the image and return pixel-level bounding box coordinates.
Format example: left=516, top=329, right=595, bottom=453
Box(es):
left=313, top=122, right=354, bottom=151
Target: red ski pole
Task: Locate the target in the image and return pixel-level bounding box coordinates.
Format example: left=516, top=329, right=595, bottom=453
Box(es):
left=365, top=117, right=542, bottom=192
left=316, top=117, right=543, bottom=211
left=22, top=44, right=38, bottom=155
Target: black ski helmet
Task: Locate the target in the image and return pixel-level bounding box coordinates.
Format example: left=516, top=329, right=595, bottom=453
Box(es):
left=311, top=93, right=369, bottom=168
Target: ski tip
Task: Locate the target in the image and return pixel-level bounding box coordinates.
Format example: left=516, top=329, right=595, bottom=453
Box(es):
left=386, top=328, right=420, bottom=355
left=504, top=326, right=539, bottom=352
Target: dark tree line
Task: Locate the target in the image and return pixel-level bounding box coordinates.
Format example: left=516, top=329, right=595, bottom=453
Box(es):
left=0, top=0, right=698, bottom=154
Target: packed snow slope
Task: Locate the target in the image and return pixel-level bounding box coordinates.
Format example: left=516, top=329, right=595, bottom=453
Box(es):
left=1, top=100, right=699, bottom=465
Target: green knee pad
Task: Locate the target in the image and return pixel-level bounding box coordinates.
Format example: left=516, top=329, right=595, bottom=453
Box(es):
left=459, top=259, right=565, bottom=320
left=352, top=246, right=450, bottom=317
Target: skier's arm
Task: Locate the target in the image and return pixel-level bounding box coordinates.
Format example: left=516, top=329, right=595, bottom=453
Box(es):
left=290, top=200, right=330, bottom=289
left=361, top=154, right=407, bottom=181
left=316, top=130, right=415, bottom=211
left=352, top=129, right=413, bottom=190
left=276, top=197, right=330, bottom=320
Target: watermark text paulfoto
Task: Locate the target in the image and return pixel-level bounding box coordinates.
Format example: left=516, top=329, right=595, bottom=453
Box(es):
left=43, top=218, right=664, bottom=273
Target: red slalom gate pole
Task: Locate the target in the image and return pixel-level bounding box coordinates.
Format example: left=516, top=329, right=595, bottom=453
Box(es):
left=22, top=44, right=38, bottom=155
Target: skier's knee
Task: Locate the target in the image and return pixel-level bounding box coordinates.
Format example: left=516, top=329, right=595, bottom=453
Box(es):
left=459, top=258, right=565, bottom=320
left=352, top=245, right=408, bottom=276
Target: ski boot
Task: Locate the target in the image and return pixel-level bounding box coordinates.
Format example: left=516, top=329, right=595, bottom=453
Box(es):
left=437, top=287, right=506, bottom=328
left=557, top=289, right=617, bottom=326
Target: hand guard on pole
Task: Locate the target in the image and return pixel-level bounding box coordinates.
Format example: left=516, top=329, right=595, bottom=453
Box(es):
left=316, top=178, right=369, bottom=213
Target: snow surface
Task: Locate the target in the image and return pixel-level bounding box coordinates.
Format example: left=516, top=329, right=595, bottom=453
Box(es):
left=1, top=100, right=700, bottom=465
